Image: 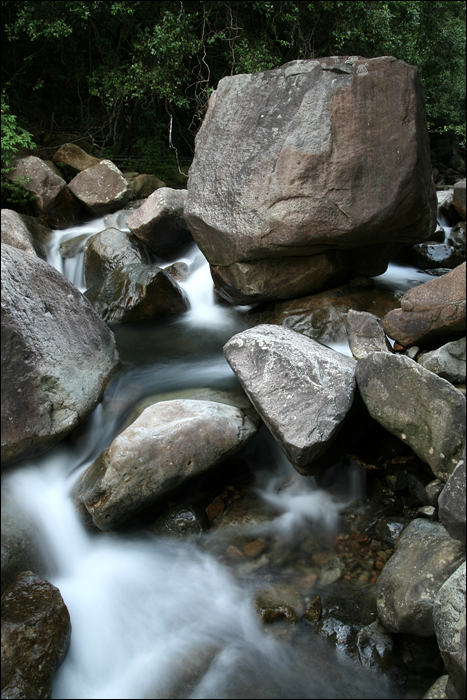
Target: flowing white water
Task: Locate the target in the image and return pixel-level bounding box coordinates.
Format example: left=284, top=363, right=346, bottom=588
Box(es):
left=3, top=215, right=405, bottom=699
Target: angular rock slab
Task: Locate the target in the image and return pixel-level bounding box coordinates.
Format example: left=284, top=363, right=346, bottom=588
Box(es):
left=83, top=227, right=149, bottom=288
left=84, top=263, right=189, bottom=323
left=376, top=519, right=465, bottom=636
left=1, top=209, right=51, bottom=260
left=346, top=310, right=393, bottom=359
left=417, top=336, right=466, bottom=385
left=223, top=325, right=357, bottom=473
left=126, top=187, right=193, bottom=259
left=73, top=399, right=259, bottom=530
left=382, top=263, right=466, bottom=347
left=1, top=572, right=71, bottom=700
left=438, top=450, right=466, bottom=544
left=355, top=352, right=466, bottom=481
left=433, top=562, right=466, bottom=699
left=185, top=56, right=436, bottom=301
left=68, top=159, right=132, bottom=216
left=1, top=244, right=120, bottom=466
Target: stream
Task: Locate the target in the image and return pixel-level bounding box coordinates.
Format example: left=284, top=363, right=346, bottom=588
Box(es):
left=3, top=209, right=443, bottom=699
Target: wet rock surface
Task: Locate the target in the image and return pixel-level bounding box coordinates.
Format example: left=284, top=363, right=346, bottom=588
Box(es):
left=1, top=572, right=71, bottom=700
left=83, top=226, right=149, bottom=288
left=417, top=337, right=466, bottom=384
left=438, top=450, right=466, bottom=543
left=346, top=309, right=393, bottom=359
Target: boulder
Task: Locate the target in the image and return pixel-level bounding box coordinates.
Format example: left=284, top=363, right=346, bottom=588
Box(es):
left=1, top=572, right=71, bottom=699
left=84, top=263, right=189, bottom=323
left=448, top=223, right=466, bottom=257
left=376, top=519, right=465, bottom=636
left=423, top=676, right=449, bottom=699
left=83, top=227, right=149, bottom=288
left=5, top=156, right=81, bottom=228
left=68, top=159, right=132, bottom=216
left=126, top=187, right=193, bottom=259
left=1, top=209, right=51, bottom=259
left=1, top=244, right=120, bottom=466
left=433, top=562, right=466, bottom=699
left=452, top=179, right=466, bottom=220
left=345, top=310, right=393, bottom=359
left=129, top=173, right=166, bottom=199
left=72, top=399, right=259, bottom=530
left=223, top=325, right=357, bottom=474
left=149, top=504, right=208, bottom=539
left=59, top=233, right=89, bottom=259
left=355, top=352, right=466, bottom=481
left=438, top=450, right=466, bottom=544
left=185, top=56, right=436, bottom=303
left=410, top=242, right=465, bottom=270
left=382, top=263, right=466, bottom=347
left=417, top=337, right=466, bottom=384
left=52, top=142, right=101, bottom=175
left=246, top=284, right=400, bottom=346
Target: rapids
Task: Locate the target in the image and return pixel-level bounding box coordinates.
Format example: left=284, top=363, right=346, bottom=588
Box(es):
left=3, top=211, right=436, bottom=699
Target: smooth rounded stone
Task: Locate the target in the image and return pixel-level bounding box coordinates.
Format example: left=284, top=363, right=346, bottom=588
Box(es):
left=83, top=227, right=149, bottom=288
left=382, top=263, right=466, bottom=348
left=1, top=572, right=71, bottom=700
left=433, top=562, right=466, bottom=699
left=410, top=242, right=465, bottom=270
left=376, top=519, right=466, bottom=636
left=59, top=233, right=89, bottom=259
left=1, top=492, right=47, bottom=594
left=223, top=325, right=357, bottom=474
left=129, top=173, right=166, bottom=199
left=185, top=57, right=436, bottom=304
left=423, top=675, right=449, bottom=699
left=254, top=584, right=304, bottom=625
left=356, top=620, right=394, bottom=672
left=1, top=245, right=120, bottom=466
left=52, top=142, right=101, bottom=175
left=68, top=159, right=132, bottom=216
left=345, top=309, right=393, bottom=359
left=355, top=352, right=466, bottom=481
left=438, top=450, right=466, bottom=543
left=149, top=504, right=207, bottom=539
left=417, top=337, right=466, bottom=384
left=375, top=516, right=410, bottom=548
left=163, top=261, right=189, bottom=282
left=452, top=179, right=466, bottom=220
left=246, top=284, right=400, bottom=345
left=1, top=209, right=51, bottom=259
left=72, top=399, right=259, bottom=530
left=448, top=224, right=466, bottom=256
left=126, top=187, right=193, bottom=258
left=84, top=263, right=189, bottom=323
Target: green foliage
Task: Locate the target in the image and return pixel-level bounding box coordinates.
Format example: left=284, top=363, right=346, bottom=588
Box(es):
left=1, top=92, right=35, bottom=204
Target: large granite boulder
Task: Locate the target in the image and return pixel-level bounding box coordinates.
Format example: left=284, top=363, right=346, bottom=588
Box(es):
left=68, top=159, right=132, bottom=216
left=185, top=56, right=437, bottom=303
left=1, top=572, right=71, bottom=700
left=129, top=173, right=166, bottom=199
left=73, top=399, right=259, bottom=530
left=52, top=142, right=101, bottom=176
left=355, top=352, right=466, bottom=481
left=382, top=263, right=466, bottom=347
left=433, top=562, right=466, bottom=699
left=376, top=519, right=465, bottom=636
left=126, top=187, right=193, bottom=259
left=1, top=209, right=51, bottom=260
left=417, top=337, right=466, bottom=384
left=83, top=227, right=149, bottom=288
left=5, top=156, right=81, bottom=228
left=453, top=179, right=466, bottom=220
left=438, top=450, right=466, bottom=544
left=84, top=263, right=189, bottom=323
left=223, top=325, right=357, bottom=474
left=1, top=244, right=120, bottom=466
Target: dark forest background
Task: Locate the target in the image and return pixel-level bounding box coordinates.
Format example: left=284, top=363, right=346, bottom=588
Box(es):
left=2, top=0, right=465, bottom=187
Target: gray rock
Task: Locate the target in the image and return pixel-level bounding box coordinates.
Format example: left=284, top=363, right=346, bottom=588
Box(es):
left=83, top=227, right=149, bottom=288
left=126, top=187, right=192, bottom=258
left=1, top=572, right=71, bottom=699
left=448, top=224, right=466, bottom=257
left=423, top=675, right=449, bottom=699
left=1, top=244, right=120, bottom=466
left=417, top=337, right=466, bottom=384
left=84, top=263, right=189, bottom=323
left=438, top=450, right=466, bottom=543
left=345, top=310, right=393, bottom=359
left=452, top=179, right=466, bottom=219
left=149, top=504, right=207, bottom=539
left=59, top=233, right=89, bottom=259
left=223, top=325, right=357, bottom=475
left=411, top=242, right=465, bottom=270
left=375, top=517, right=411, bottom=547
left=356, top=620, right=394, bottom=672
left=425, top=479, right=444, bottom=507
left=1, top=209, right=51, bottom=259
left=5, top=156, right=67, bottom=213
left=185, top=56, right=436, bottom=302
left=433, top=562, right=466, bottom=699
left=129, top=173, right=166, bottom=199
left=376, top=519, right=465, bottom=636
left=52, top=142, right=101, bottom=175
left=355, top=352, right=466, bottom=481
left=68, top=159, right=132, bottom=216
left=73, top=399, right=259, bottom=530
